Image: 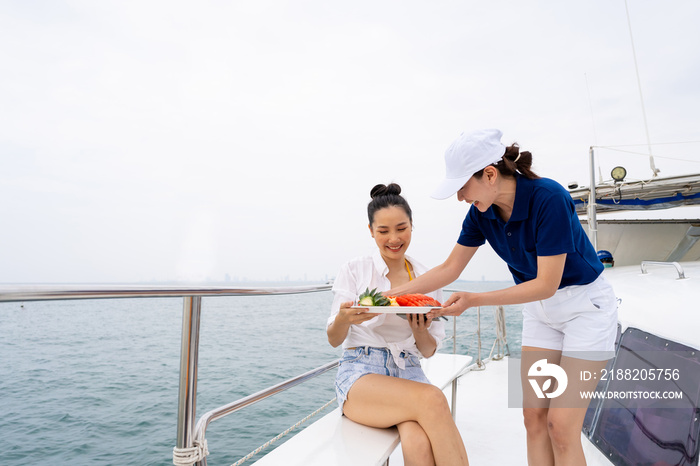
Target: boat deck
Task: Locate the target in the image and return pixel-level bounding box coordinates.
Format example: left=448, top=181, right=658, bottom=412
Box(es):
left=389, top=357, right=528, bottom=465
left=455, top=358, right=528, bottom=465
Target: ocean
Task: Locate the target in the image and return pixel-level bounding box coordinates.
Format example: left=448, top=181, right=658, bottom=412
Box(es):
left=0, top=281, right=522, bottom=465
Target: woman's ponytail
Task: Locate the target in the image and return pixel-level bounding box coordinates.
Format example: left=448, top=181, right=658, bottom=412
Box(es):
left=473, top=143, right=539, bottom=180
left=503, top=144, right=538, bottom=179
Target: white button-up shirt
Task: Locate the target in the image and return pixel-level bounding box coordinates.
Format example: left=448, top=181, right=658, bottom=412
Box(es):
left=327, top=250, right=445, bottom=368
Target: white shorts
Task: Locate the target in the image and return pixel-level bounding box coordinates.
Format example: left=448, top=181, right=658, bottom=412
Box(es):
left=521, top=274, right=618, bottom=360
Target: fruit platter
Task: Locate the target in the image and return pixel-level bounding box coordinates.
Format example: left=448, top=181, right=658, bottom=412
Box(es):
left=350, top=288, right=443, bottom=314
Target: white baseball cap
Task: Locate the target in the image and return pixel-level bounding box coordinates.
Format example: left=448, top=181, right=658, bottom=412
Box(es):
left=431, top=129, right=506, bottom=200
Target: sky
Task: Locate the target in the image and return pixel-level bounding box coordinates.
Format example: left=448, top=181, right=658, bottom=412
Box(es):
left=1, top=0, right=700, bottom=284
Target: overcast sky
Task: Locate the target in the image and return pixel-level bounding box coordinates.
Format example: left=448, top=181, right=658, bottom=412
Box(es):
left=2, top=0, right=700, bottom=284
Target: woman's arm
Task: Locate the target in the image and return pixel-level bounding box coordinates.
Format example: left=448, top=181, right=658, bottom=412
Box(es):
left=327, top=301, right=379, bottom=347
left=408, top=314, right=438, bottom=357
left=387, top=244, right=479, bottom=296
left=433, top=253, right=566, bottom=317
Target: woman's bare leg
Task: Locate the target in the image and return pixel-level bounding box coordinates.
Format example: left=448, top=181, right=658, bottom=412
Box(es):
left=522, top=347, right=609, bottom=465
left=523, top=406, right=554, bottom=466
left=343, top=374, right=468, bottom=466
left=521, top=346, right=560, bottom=466
left=546, top=356, right=608, bottom=465
left=397, top=421, right=435, bottom=466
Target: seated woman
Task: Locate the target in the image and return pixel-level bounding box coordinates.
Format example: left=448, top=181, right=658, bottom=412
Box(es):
left=327, top=183, right=469, bottom=466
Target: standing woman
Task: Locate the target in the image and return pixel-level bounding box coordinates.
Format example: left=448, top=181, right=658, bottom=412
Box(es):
left=388, top=130, right=618, bottom=466
left=327, top=183, right=469, bottom=466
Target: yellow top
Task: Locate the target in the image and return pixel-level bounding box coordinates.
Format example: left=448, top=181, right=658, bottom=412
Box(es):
left=405, top=259, right=413, bottom=281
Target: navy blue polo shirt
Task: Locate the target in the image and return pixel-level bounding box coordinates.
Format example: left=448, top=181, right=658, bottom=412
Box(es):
left=457, top=174, right=603, bottom=288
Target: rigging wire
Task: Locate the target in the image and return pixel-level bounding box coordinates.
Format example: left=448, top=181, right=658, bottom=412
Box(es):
left=625, top=0, right=659, bottom=177
left=230, top=398, right=337, bottom=466
left=595, top=147, right=700, bottom=165
left=595, top=140, right=700, bottom=149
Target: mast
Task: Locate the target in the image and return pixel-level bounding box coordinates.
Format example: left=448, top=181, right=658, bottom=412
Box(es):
left=588, top=146, right=598, bottom=250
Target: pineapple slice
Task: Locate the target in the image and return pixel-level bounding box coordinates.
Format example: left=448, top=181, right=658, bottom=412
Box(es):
left=357, top=288, right=391, bottom=306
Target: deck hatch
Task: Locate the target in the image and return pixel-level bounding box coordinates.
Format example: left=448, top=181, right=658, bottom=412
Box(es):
left=586, top=327, right=700, bottom=465
left=582, top=324, right=622, bottom=437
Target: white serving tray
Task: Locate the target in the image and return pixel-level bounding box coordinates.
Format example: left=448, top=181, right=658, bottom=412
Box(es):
left=349, top=306, right=439, bottom=314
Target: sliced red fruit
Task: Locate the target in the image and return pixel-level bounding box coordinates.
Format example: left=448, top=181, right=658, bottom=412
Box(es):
left=395, top=294, right=442, bottom=307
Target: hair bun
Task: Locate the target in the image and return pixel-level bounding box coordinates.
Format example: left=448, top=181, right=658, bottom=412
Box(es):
left=370, top=183, right=402, bottom=199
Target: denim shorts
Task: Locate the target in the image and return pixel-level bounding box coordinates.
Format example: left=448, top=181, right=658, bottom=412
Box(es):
left=335, top=346, right=430, bottom=412
left=521, top=274, right=618, bottom=360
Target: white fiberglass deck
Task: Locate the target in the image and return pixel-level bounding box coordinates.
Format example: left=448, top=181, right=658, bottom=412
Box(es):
left=389, top=357, right=527, bottom=465
left=455, top=358, right=528, bottom=465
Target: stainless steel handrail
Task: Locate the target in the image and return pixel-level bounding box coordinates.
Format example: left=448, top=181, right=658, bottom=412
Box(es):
left=193, top=359, right=339, bottom=465
left=0, top=283, right=333, bottom=303
left=640, top=261, right=687, bottom=279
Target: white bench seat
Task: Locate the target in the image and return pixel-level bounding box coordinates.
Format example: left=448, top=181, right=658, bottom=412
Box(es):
left=251, top=353, right=474, bottom=466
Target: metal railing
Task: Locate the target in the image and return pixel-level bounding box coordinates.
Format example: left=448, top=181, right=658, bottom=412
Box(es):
left=0, top=283, right=332, bottom=302
left=640, top=260, right=687, bottom=279
left=0, top=283, right=332, bottom=466
left=0, top=283, right=509, bottom=466
left=192, top=360, right=339, bottom=466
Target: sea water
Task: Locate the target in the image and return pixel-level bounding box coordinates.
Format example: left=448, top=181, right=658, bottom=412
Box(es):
left=0, top=281, right=522, bottom=465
